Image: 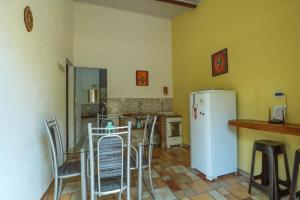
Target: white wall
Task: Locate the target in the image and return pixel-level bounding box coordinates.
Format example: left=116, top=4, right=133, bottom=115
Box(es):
left=74, top=2, right=173, bottom=98
left=0, top=0, right=73, bottom=199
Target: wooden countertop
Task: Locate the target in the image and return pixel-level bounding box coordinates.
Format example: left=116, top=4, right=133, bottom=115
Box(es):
left=120, top=113, right=182, bottom=118
left=81, top=112, right=182, bottom=119
left=228, top=119, right=300, bottom=136
left=81, top=115, right=97, bottom=119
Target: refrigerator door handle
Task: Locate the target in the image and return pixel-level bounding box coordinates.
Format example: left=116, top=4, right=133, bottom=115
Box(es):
left=192, top=94, right=195, bottom=106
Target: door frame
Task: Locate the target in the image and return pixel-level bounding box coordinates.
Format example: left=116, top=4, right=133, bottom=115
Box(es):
left=66, top=58, right=74, bottom=152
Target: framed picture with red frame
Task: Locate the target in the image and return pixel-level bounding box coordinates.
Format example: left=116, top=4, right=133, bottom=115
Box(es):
left=211, top=48, right=228, bottom=76
left=136, top=70, right=149, bottom=86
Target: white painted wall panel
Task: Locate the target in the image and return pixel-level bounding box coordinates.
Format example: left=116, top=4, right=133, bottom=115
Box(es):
left=0, top=0, right=73, bottom=199
left=74, top=2, right=173, bottom=98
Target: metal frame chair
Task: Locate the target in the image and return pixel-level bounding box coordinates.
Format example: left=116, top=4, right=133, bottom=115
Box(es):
left=44, top=117, right=81, bottom=200
left=142, top=115, right=157, bottom=199
left=88, top=122, right=131, bottom=200
left=96, top=112, right=139, bottom=169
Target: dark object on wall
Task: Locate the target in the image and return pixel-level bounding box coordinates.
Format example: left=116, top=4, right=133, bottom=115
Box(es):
left=163, top=86, right=168, bottom=96
left=136, top=70, right=149, bottom=86
left=211, top=48, right=228, bottom=76
left=24, top=6, right=33, bottom=32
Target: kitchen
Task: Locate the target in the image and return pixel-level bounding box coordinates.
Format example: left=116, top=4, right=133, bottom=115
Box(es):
left=66, top=1, right=299, bottom=199
left=1, top=0, right=300, bottom=200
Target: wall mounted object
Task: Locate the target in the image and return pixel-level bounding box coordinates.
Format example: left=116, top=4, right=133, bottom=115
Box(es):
left=24, top=6, right=33, bottom=32
left=163, top=86, right=168, bottom=96
left=87, top=88, right=99, bottom=104
left=212, top=48, right=228, bottom=76
left=136, top=70, right=149, bottom=86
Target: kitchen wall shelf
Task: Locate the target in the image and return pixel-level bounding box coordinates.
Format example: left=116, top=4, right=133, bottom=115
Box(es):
left=228, top=119, right=300, bottom=136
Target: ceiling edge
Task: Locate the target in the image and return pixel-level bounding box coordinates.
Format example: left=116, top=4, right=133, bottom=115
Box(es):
left=156, top=0, right=197, bottom=8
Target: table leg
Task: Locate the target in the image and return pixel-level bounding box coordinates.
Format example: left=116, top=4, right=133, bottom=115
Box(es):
left=81, top=148, right=87, bottom=200
left=138, top=143, right=143, bottom=200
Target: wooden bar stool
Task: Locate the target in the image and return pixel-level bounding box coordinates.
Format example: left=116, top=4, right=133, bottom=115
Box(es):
left=248, top=140, right=291, bottom=200
left=290, top=149, right=300, bottom=200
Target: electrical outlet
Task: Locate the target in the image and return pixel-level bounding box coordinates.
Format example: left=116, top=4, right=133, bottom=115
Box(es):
left=274, top=91, right=285, bottom=98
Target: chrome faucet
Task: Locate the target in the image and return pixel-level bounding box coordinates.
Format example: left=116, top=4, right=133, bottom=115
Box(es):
left=160, top=99, right=164, bottom=112
left=101, top=102, right=107, bottom=117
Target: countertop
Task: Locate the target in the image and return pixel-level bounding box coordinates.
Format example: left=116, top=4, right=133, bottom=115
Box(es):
left=228, top=119, right=300, bottom=136
left=81, top=114, right=97, bottom=119
left=120, top=112, right=182, bottom=118
left=81, top=112, right=182, bottom=119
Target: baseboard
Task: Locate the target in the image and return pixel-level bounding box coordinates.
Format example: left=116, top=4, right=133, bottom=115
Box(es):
left=238, top=168, right=250, bottom=179
left=182, top=143, right=190, bottom=150
left=40, top=179, right=54, bottom=200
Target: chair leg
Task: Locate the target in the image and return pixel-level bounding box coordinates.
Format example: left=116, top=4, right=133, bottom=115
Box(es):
left=57, top=178, right=63, bottom=200
left=142, top=168, right=148, bottom=186
left=148, top=165, right=157, bottom=200
left=118, top=192, right=122, bottom=200
left=54, top=177, right=59, bottom=200
left=248, top=145, right=256, bottom=194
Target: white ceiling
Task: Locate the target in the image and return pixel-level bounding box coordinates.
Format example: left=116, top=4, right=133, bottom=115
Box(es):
left=75, top=0, right=197, bottom=19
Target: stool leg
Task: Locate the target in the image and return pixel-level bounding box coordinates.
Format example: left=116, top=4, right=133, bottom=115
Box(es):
left=249, top=144, right=256, bottom=194
left=283, top=149, right=291, bottom=188
left=276, top=147, right=291, bottom=199
left=290, top=151, right=300, bottom=200
left=262, top=153, right=270, bottom=186
left=274, top=154, right=280, bottom=200
left=268, top=149, right=276, bottom=200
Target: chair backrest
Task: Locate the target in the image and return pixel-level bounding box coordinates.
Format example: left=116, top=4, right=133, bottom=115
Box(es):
left=143, top=116, right=157, bottom=161
left=142, top=115, right=150, bottom=144
left=88, top=122, right=131, bottom=197
left=44, top=117, right=64, bottom=176
left=97, top=113, right=119, bottom=128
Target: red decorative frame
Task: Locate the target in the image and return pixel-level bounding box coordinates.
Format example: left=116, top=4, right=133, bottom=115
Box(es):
left=211, top=48, right=228, bottom=76
left=136, top=70, right=149, bottom=86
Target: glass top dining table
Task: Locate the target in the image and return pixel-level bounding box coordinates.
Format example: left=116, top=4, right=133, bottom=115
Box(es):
left=68, top=128, right=145, bottom=200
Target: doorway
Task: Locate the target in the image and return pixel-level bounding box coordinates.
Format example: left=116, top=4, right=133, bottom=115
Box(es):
left=67, top=67, right=107, bottom=150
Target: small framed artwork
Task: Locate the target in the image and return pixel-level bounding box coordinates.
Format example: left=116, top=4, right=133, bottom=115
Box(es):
left=211, top=48, right=228, bottom=76
left=136, top=70, right=149, bottom=86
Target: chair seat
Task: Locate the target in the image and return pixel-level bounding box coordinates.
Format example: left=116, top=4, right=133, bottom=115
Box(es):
left=94, top=176, right=127, bottom=194
left=58, top=160, right=81, bottom=178
left=128, top=156, right=149, bottom=169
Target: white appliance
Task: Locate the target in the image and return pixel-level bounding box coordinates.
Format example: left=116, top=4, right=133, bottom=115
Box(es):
left=166, top=117, right=183, bottom=148
left=190, top=90, right=237, bottom=180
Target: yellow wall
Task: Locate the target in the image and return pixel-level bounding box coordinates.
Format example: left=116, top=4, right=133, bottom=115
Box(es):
left=172, top=0, right=300, bottom=173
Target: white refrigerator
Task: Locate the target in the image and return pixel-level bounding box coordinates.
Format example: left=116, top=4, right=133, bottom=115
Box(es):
left=190, top=90, right=237, bottom=180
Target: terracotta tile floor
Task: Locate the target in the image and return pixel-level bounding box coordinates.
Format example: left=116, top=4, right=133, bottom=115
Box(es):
left=43, top=147, right=278, bottom=200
